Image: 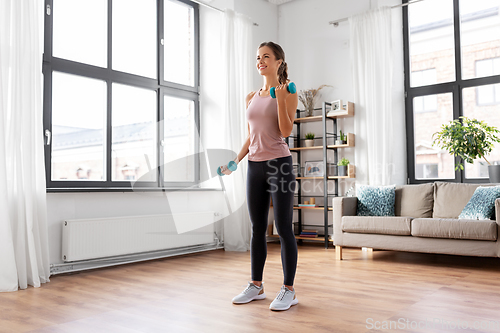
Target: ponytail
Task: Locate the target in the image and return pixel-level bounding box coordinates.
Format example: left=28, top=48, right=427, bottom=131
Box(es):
left=278, top=61, right=288, bottom=85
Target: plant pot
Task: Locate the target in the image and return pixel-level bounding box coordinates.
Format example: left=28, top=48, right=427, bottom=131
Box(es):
left=338, top=165, right=347, bottom=177
left=335, top=140, right=347, bottom=146
left=305, top=139, right=314, bottom=147
left=488, top=165, right=500, bottom=183
left=329, top=165, right=338, bottom=176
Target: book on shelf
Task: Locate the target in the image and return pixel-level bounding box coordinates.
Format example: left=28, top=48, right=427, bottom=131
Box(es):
left=299, top=233, right=318, bottom=238
left=300, top=229, right=318, bottom=237
left=298, top=204, right=318, bottom=207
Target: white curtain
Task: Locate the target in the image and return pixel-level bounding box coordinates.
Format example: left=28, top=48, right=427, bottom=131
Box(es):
left=350, top=6, right=406, bottom=186
left=221, top=9, right=253, bottom=251
left=0, top=0, right=50, bottom=292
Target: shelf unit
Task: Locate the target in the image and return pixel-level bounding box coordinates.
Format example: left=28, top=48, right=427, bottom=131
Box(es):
left=273, top=101, right=355, bottom=248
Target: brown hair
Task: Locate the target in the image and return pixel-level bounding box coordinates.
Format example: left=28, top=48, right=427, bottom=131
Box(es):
left=258, top=41, right=289, bottom=85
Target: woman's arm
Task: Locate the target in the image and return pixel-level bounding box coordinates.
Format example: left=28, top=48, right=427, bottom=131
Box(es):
left=275, top=84, right=298, bottom=138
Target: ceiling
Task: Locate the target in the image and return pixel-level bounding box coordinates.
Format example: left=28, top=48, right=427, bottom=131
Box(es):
left=267, top=0, right=295, bottom=5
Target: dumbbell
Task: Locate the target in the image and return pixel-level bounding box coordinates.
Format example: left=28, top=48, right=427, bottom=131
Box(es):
left=217, top=160, right=237, bottom=176
left=270, top=82, right=297, bottom=99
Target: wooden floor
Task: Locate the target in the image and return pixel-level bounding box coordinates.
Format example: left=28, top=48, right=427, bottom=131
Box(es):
left=2, top=242, right=500, bottom=333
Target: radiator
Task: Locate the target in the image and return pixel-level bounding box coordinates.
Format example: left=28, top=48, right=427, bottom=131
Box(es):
left=62, top=212, right=215, bottom=262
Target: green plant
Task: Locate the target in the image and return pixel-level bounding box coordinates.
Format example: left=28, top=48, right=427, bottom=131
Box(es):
left=339, top=130, right=346, bottom=142
left=305, top=132, right=315, bottom=140
left=432, top=117, right=500, bottom=171
left=338, top=157, right=350, bottom=166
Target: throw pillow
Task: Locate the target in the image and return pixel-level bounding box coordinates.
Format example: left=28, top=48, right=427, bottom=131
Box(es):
left=356, top=185, right=396, bottom=216
left=459, top=186, right=500, bottom=220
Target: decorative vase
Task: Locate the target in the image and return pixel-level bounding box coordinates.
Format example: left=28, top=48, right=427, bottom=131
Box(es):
left=306, top=106, right=314, bottom=117
left=305, top=139, right=314, bottom=147
left=338, top=165, right=347, bottom=177
left=488, top=165, right=500, bottom=183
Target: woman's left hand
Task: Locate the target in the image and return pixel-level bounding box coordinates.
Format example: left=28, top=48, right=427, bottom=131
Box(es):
left=275, top=84, right=290, bottom=102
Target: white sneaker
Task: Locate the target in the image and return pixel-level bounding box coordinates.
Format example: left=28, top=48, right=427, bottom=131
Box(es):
left=232, top=282, right=266, bottom=304
left=269, top=285, right=298, bottom=311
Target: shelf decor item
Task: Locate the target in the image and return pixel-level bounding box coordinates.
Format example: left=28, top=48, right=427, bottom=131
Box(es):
left=305, top=160, right=324, bottom=177
left=332, top=100, right=343, bottom=112
left=292, top=163, right=301, bottom=177
left=432, top=117, right=500, bottom=182
left=338, top=157, right=350, bottom=177
left=327, top=162, right=338, bottom=176
left=335, top=130, right=347, bottom=145
left=298, top=84, right=331, bottom=117
left=305, top=132, right=315, bottom=147
left=327, top=101, right=355, bottom=117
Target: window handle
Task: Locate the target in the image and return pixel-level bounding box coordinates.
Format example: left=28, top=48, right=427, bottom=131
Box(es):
left=45, top=129, right=51, bottom=146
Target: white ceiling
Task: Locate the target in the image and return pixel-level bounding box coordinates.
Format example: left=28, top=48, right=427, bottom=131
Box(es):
left=267, top=0, right=295, bottom=5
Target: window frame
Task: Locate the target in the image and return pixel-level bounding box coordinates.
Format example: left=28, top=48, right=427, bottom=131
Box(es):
left=403, top=0, right=500, bottom=184
left=43, top=0, right=201, bottom=192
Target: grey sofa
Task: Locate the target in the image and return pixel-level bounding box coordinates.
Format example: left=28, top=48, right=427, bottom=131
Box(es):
left=333, top=182, right=500, bottom=260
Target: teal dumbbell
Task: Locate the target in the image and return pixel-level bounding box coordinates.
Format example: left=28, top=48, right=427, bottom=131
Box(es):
left=270, top=82, right=297, bottom=99
left=217, top=160, right=237, bottom=176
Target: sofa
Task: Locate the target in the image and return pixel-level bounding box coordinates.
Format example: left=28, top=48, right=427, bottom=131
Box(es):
left=332, top=182, right=500, bottom=260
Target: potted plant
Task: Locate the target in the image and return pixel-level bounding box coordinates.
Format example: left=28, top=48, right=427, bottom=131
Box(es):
left=335, top=130, right=347, bottom=146
left=338, top=157, right=350, bottom=177
left=298, top=84, right=331, bottom=117
left=328, top=162, right=338, bottom=176
left=432, top=117, right=500, bottom=182
left=305, top=132, right=315, bottom=147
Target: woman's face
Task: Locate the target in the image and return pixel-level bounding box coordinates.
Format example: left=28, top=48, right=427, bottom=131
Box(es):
left=256, top=46, right=282, bottom=76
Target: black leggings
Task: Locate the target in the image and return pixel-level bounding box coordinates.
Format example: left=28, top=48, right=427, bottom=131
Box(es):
left=246, top=155, right=297, bottom=286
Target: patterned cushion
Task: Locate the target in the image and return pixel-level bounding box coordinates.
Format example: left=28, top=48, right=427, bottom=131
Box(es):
left=356, top=185, right=396, bottom=216
left=459, top=186, right=500, bottom=220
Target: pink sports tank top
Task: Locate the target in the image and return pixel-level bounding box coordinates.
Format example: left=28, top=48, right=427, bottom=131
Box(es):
left=246, top=88, right=292, bottom=162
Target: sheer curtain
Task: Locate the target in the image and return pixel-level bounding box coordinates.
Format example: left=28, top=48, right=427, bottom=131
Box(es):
left=221, top=9, right=253, bottom=251
left=0, top=0, right=50, bottom=292
left=350, top=6, right=406, bottom=186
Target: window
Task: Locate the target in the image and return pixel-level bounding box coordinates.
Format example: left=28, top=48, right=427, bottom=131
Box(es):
left=476, top=58, right=500, bottom=105
left=43, top=0, right=200, bottom=190
left=404, top=0, right=500, bottom=183
left=412, top=70, right=438, bottom=112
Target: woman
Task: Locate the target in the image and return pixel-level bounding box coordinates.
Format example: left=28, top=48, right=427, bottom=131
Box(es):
left=219, top=41, right=299, bottom=311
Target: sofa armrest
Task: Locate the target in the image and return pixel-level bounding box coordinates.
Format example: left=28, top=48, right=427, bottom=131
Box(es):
left=333, top=197, right=357, bottom=245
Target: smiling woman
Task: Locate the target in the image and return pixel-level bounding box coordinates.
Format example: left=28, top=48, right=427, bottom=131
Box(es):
left=223, top=41, right=300, bottom=311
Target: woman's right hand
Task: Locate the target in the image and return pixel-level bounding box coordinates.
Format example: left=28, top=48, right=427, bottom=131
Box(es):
left=220, top=157, right=239, bottom=176
left=220, top=164, right=233, bottom=176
